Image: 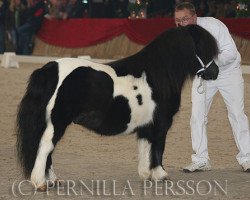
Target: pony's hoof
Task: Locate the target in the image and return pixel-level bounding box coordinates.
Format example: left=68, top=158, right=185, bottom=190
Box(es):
left=47, top=179, right=63, bottom=188
left=37, top=184, right=47, bottom=192
left=151, top=175, right=171, bottom=182
left=54, top=179, right=63, bottom=187
left=162, top=175, right=171, bottom=181
left=151, top=166, right=169, bottom=181
left=138, top=170, right=151, bottom=180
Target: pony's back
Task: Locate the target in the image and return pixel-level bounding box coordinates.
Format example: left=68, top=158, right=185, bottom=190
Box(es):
left=110, top=24, right=218, bottom=77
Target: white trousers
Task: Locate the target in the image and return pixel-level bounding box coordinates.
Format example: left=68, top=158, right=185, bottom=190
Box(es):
left=191, top=67, right=250, bottom=165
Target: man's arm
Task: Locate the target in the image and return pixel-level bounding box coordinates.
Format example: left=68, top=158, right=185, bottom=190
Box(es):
left=214, top=22, right=238, bottom=67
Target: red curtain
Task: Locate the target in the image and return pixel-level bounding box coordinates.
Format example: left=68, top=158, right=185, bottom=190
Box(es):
left=220, top=18, right=250, bottom=40
left=37, top=18, right=250, bottom=48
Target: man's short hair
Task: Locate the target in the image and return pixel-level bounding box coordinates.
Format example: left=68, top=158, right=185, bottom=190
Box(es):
left=175, top=2, right=196, bottom=15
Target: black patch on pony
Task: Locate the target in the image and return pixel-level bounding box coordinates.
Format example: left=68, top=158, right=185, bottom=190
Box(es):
left=96, top=95, right=131, bottom=135
left=133, top=86, right=138, bottom=90
left=136, top=94, right=143, bottom=105
left=52, top=67, right=131, bottom=136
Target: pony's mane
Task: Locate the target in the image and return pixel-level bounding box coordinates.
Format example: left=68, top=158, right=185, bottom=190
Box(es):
left=109, top=24, right=218, bottom=103
left=183, top=25, right=219, bottom=64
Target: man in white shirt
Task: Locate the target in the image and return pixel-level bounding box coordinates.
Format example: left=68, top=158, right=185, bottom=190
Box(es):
left=174, top=2, right=250, bottom=172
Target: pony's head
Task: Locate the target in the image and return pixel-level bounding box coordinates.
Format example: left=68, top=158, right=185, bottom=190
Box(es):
left=141, top=24, right=219, bottom=80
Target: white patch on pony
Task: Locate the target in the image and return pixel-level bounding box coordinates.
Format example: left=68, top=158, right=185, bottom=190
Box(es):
left=138, top=139, right=152, bottom=180
left=151, top=166, right=168, bottom=181
left=31, top=121, right=54, bottom=188
left=52, top=58, right=156, bottom=134
left=113, top=72, right=156, bottom=134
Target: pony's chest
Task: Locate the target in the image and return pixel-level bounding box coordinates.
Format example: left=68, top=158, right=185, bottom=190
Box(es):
left=112, top=75, right=156, bottom=133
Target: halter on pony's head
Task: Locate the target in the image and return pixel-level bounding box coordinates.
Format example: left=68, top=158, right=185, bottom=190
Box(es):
left=195, top=55, right=219, bottom=80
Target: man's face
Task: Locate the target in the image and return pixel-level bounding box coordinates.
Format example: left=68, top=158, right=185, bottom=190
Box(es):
left=174, top=8, right=197, bottom=27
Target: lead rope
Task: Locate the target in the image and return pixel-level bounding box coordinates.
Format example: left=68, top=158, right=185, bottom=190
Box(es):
left=195, top=55, right=211, bottom=151
left=196, top=55, right=207, bottom=95
left=197, top=77, right=205, bottom=94
left=196, top=77, right=207, bottom=149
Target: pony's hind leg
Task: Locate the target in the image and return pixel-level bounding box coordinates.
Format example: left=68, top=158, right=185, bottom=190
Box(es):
left=44, top=122, right=68, bottom=188
left=31, top=118, right=68, bottom=191
left=31, top=121, right=55, bottom=190
left=45, top=153, right=59, bottom=186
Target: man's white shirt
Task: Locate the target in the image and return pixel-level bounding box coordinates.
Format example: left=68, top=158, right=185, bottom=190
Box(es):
left=197, top=17, right=241, bottom=73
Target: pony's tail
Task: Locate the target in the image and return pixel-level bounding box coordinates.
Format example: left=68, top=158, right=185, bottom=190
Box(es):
left=16, top=61, right=59, bottom=178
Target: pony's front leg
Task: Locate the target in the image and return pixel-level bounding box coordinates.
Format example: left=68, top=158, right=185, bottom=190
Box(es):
left=138, top=138, right=152, bottom=180
left=137, top=126, right=169, bottom=181
left=150, top=136, right=169, bottom=180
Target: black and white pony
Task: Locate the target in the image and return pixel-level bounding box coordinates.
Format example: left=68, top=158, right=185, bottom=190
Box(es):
left=16, top=24, right=219, bottom=190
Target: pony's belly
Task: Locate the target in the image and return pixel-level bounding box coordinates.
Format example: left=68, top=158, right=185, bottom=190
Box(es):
left=73, top=93, right=155, bottom=136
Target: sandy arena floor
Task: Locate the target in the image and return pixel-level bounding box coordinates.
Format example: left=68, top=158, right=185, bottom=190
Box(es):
left=0, top=63, right=250, bottom=200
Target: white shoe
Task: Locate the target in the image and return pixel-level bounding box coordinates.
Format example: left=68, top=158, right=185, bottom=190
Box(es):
left=241, top=161, right=250, bottom=172
left=183, top=161, right=211, bottom=173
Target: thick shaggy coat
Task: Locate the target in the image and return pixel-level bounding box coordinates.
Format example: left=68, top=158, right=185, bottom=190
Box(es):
left=16, top=24, right=218, bottom=189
